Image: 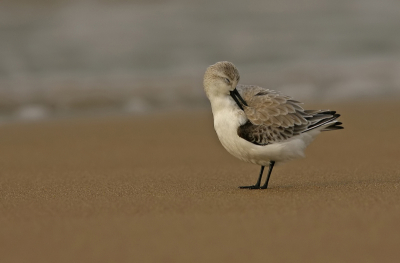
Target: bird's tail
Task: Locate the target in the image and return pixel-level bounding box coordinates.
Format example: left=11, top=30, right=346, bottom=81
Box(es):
left=302, top=110, right=343, bottom=133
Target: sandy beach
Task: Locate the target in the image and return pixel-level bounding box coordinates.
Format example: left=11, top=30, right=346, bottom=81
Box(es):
left=1, top=99, right=399, bottom=263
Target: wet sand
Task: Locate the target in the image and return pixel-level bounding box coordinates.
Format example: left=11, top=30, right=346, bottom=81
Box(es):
left=1, top=99, right=399, bottom=263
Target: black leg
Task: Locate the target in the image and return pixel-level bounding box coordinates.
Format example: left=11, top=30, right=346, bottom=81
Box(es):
left=239, top=166, right=265, bottom=189
left=260, top=161, right=275, bottom=189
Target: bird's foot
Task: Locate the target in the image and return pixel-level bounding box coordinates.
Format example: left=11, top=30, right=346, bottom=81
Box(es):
left=239, top=185, right=260, bottom=189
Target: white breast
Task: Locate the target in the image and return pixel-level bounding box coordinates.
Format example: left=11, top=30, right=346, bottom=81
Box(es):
left=211, top=99, right=318, bottom=166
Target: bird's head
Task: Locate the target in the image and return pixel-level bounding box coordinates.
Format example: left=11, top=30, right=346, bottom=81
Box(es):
left=203, top=61, right=247, bottom=109
left=203, top=61, right=240, bottom=96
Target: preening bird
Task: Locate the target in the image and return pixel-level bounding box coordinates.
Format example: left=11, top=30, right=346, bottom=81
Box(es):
left=203, top=61, right=343, bottom=189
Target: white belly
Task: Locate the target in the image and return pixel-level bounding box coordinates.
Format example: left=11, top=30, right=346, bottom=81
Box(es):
left=213, top=109, right=318, bottom=166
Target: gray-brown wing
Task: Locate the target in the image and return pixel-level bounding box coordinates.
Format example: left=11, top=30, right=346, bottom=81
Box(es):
left=237, top=85, right=309, bottom=127
left=237, top=121, right=299, bottom=145
left=236, top=85, right=340, bottom=145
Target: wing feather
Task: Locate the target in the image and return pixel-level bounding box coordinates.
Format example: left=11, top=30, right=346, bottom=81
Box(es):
left=236, top=85, right=342, bottom=145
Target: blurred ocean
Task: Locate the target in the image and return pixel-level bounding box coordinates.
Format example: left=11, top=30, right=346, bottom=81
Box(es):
left=1, top=0, right=400, bottom=122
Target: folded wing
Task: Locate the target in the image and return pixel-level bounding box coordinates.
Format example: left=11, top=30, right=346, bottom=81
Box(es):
left=236, top=85, right=342, bottom=145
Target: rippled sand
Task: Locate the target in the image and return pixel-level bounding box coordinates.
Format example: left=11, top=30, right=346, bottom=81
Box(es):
left=1, top=99, right=399, bottom=262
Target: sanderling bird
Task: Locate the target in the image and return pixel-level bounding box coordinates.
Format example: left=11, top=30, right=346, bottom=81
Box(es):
left=203, top=61, right=343, bottom=189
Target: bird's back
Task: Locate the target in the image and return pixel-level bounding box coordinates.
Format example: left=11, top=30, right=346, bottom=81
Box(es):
left=235, top=85, right=343, bottom=146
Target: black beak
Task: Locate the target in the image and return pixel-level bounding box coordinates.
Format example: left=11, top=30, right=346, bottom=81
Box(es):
left=230, top=88, right=248, bottom=110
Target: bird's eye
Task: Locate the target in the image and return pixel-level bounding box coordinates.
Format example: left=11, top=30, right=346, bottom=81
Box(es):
left=224, top=78, right=231, bottom=84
